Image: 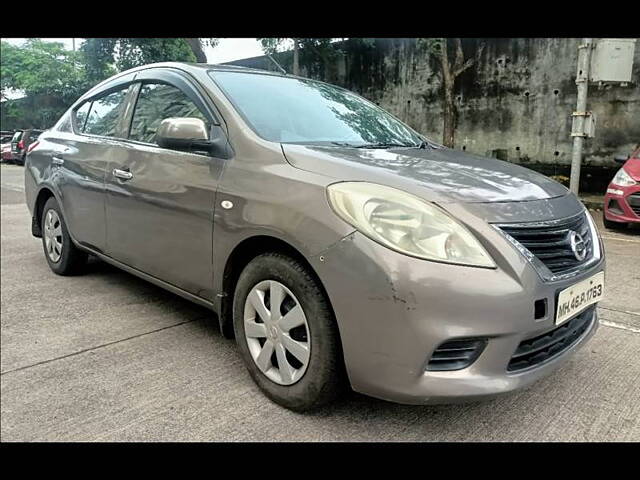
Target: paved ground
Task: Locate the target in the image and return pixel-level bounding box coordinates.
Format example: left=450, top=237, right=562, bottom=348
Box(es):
left=1, top=163, right=639, bottom=442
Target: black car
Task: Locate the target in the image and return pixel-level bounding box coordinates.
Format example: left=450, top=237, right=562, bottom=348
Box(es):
left=11, top=129, right=44, bottom=165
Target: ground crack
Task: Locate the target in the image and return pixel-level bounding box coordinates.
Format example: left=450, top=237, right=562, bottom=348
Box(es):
left=0, top=317, right=205, bottom=376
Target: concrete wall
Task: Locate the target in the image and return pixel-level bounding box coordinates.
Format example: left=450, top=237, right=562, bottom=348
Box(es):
left=227, top=38, right=640, bottom=190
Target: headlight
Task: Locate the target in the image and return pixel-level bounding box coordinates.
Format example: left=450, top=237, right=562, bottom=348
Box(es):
left=327, top=182, right=495, bottom=268
left=611, top=168, right=636, bottom=187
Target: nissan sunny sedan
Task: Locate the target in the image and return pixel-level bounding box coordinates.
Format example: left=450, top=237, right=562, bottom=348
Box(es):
left=25, top=63, right=605, bottom=411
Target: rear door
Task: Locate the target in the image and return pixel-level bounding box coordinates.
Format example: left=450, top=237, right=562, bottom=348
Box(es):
left=104, top=68, right=227, bottom=301
left=51, top=76, right=137, bottom=252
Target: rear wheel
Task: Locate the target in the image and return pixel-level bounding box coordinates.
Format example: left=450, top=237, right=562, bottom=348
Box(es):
left=233, top=252, right=345, bottom=411
left=41, top=197, right=88, bottom=275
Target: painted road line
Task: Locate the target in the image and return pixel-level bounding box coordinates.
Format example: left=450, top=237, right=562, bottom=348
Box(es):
left=599, top=319, right=640, bottom=334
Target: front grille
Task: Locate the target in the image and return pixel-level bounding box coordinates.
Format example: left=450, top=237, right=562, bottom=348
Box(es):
left=426, top=338, right=486, bottom=371
left=497, top=213, right=594, bottom=276
left=507, top=306, right=595, bottom=372
left=628, top=193, right=640, bottom=217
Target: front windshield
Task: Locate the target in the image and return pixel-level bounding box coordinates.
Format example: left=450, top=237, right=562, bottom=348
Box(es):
left=210, top=71, right=423, bottom=147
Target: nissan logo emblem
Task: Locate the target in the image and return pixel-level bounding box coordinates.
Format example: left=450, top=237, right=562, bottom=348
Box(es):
left=569, top=231, right=587, bottom=261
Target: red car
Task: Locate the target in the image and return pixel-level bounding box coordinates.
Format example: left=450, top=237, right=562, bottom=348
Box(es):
left=1, top=143, right=12, bottom=162
left=603, top=145, right=640, bottom=229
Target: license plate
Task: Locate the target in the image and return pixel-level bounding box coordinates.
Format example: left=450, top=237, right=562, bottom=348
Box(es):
left=556, top=271, right=605, bottom=325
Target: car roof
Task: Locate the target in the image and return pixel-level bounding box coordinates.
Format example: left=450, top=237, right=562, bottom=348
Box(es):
left=113, top=61, right=291, bottom=79
left=81, top=62, right=295, bottom=102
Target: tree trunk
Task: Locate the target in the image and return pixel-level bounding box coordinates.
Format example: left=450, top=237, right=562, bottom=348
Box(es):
left=440, top=39, right=456, bottom=148
left=184, top=38, right=207, bottom=63
left=293, top=39, right=300, bottom=75
left=442, top=84, right=456, bottom=148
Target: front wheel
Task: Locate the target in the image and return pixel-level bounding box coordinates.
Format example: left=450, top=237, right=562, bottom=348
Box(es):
left=41, top=197, right=88, bottom=275
left=233, top=252, right=345, bottom=411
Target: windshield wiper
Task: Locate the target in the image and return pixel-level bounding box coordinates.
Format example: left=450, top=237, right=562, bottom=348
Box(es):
left=329, top=141, right=432, bottom=149
left=352, top=142, right=416, bottom=149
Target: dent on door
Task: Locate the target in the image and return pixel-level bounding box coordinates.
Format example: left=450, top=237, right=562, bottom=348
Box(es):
left=51, top=135, right=112, bottom=253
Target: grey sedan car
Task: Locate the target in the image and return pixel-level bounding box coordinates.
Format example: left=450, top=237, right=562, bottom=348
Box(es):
left=25, top=62, right=605, bottom=411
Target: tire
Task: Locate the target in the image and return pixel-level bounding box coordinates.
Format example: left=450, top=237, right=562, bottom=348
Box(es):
left=233, top=252, right=345, bottom=411
left=41, top=197, right=87, bottom=275
left=603, top=211, right=627, bottom=230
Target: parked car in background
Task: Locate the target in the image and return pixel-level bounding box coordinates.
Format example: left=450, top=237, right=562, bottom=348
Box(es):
left=11, top=129, right=44, bottom=165
left=9, top=131, right=23, bottom=163
left=603, top=145, right=640, bottom=229
left=25, top=63, right=605, bottom=411
left=1, top=142, right=12, bottom=163
left=1, top=131, right=15, bottom=144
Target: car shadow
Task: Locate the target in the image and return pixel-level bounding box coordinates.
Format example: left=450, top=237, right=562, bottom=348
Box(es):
left=82, top=254, right=216, bottom=322
left=76, top=255, right=597, bottom=439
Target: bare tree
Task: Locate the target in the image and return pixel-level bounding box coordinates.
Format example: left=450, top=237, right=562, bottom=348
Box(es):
left=257, top=38, right=354, bottom=78
left=421, top=38, right=485, bottom=148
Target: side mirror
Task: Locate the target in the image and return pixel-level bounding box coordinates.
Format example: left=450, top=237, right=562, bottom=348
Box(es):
left=614, top=154, right=629, bottom=164
left=156, top=117, right=213, bottom=154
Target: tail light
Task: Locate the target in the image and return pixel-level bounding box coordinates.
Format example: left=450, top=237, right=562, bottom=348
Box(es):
left=18, top=140, right=24, bottom=149
left=27, top=141, right=40, bottom=154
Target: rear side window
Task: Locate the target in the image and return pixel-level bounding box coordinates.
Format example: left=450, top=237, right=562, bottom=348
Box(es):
left=129, top=83, right=210, bottom=144
left=56, top=113, right=73, bottom=133
left=83, top=87, right=129, bottom=137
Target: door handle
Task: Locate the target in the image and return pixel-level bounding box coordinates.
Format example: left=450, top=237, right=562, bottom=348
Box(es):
left=52, top=157, right=64, bottom=166
left=113, top=168, right=133, bottom=180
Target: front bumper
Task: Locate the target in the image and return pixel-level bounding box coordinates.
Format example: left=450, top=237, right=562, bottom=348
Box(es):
left=311, top=229, right=604, bottom=405
left=604, top=184, right=640, bottom=224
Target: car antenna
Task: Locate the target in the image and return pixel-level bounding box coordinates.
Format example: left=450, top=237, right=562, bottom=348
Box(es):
left=266, top=53, right=288, bottom=75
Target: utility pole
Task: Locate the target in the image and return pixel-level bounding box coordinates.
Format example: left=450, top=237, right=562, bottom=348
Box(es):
left=569, top=38, right=594, bottom=195
left=71, top=38, right=77, bottom=71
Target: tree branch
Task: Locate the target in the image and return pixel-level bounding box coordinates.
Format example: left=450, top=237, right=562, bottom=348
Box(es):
left=453, top=41, right=485, bottom=78
left=441, top=39, right=451, bottom=83
left=454, top=38, right=464, bottom=71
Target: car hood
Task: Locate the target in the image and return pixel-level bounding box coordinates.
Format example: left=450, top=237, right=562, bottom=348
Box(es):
left=281, top=144, right=569, bottom=204
left=623, top=158, right=640, bottom=181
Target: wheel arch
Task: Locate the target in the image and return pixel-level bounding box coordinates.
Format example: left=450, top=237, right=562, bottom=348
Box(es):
left=32, top=187, right=56, bottom=237
left=218, top=235, right=336, bottom=340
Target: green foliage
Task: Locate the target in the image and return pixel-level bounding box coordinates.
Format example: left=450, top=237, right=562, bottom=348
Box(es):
left=257, top=38, right=291, bottom=55
left=1, top=39, right=88, bottom=102
left=81, top=38, right=197, bottom=77
left=258, top=38, right=363, bottom=59
left=1, top=38, right=217, bottom=130
left=1, top=39, right=92, bottom=129
left=256, top=38, right=374, bottom=79
left=416, top=38, right=444, bottom=56
left=80, top=38, right=117, bottom=84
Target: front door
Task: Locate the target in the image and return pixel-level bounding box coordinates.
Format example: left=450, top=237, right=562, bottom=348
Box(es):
left=105, top=74, right=227, bottom=301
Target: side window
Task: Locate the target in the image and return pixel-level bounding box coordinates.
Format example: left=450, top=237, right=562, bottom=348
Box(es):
left=83, top=87, right=129, bottom=137
left=129, top=83, right=210, bottom=144
left=56, top=113, right=73, bottom=133
left=74, top=102, right=91, bottom=132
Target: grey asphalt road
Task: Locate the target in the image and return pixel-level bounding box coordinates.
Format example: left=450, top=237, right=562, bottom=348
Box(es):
left=1, top=163, right=639, bottom=442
